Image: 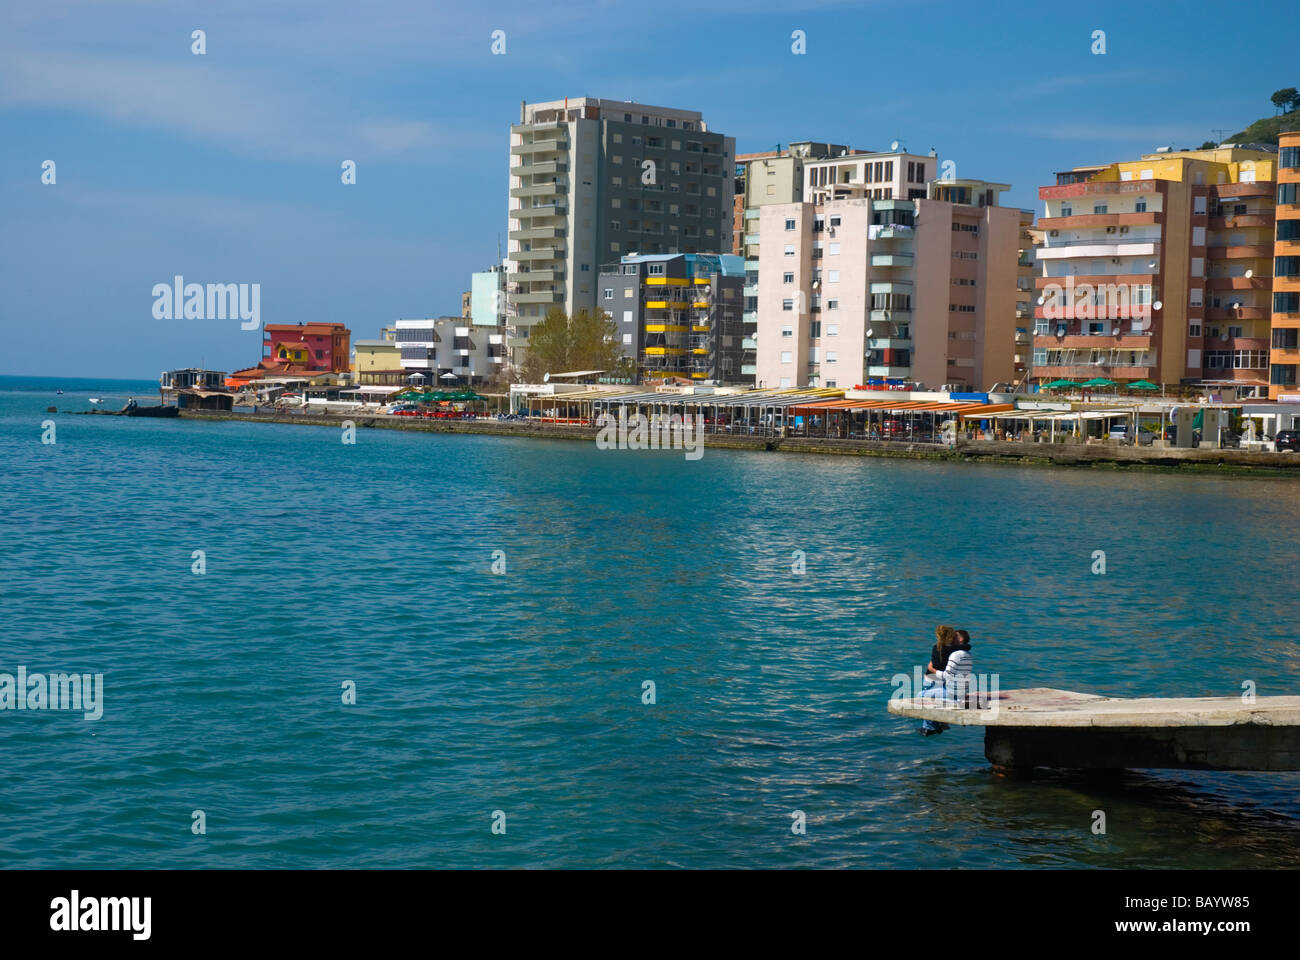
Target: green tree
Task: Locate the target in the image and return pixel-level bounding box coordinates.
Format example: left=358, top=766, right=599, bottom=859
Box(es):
left=518, top=307, right=621, bottom=382
left=1271, top=88, right=1299, bottom=114
left=1199, top=140, right=1217, bottom=150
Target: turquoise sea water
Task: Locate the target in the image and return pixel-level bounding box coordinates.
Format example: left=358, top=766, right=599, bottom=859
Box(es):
left=2, top=375, right=1299, bottom=869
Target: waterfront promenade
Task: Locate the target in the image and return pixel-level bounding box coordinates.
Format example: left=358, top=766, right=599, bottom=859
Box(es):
left=174, top=408, right=1300, bottom=474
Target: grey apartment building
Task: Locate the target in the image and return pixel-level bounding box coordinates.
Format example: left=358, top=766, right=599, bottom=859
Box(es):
left=507, top=97, right=736, bottom=367
left=598, top=253, right=746, bottom=385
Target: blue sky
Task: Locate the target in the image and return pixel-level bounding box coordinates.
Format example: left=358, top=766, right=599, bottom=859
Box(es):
left=2, top=0, right=1296, bottom=378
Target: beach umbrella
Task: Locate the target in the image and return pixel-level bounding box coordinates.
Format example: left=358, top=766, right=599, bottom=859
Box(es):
left=1128, top=380, right=1158, bottom=391
left=1081, top=377, right=1116, bottom=387
left=1042, top=379, right=1081, bottom=390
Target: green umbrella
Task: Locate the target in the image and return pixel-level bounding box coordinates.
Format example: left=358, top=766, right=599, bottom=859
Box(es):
left=1127, top=380, right=1159, bottom=391
left=1041, top=380, right=1081, bottom=389
left=1082, top=377, right=1116, bottom=387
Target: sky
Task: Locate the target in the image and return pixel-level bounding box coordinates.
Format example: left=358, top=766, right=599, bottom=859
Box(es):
left=2, top=0, right=1297, bottom=379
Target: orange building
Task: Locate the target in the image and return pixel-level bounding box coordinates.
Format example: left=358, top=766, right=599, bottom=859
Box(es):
left=1271, top=132, right=1300, bottom=398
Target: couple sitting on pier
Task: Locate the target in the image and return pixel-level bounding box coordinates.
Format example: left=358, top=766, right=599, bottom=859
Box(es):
left=918, top=625, right=973, bottom=736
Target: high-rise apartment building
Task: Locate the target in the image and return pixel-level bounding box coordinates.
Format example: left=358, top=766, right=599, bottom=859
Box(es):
left=506, top=98, right=735, bottom=368
left=754, top=156, right=1021, bottom=392
left=1271, top=132, right=1300, bottom=398
left=1034, top=145, right=1278, bottom=394
left=736, top=143, right=861, bottom=383
left=598, top=253, right=745, bottom=384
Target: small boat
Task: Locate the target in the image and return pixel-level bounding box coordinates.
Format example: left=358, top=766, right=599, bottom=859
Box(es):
left=121, top=400, right=179, bottom=418
left=55, top=389, right=64, bottom=395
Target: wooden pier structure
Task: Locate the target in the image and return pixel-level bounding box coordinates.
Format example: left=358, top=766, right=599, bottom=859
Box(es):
left=888, top=688, right=1300, bottom=771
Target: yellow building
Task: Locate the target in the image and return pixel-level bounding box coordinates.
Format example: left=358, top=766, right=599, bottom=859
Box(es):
left=352, top=339, right=406, bottom=385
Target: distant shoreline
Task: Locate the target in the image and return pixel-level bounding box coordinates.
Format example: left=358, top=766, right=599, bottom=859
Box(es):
left=161, top=409, right=1300, bottom=477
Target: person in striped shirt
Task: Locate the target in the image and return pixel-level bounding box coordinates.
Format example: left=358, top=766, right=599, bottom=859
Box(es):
left=919, top=628, right=973, bottom=736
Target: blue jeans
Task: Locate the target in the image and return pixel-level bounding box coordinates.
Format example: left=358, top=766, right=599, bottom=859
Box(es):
left=919, top=681, right=954, bottom=732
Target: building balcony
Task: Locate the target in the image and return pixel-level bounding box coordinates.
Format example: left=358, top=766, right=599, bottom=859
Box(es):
left=870, top=281, right=913, bottom=295
left=512, top=203, right=567, bottom=219
left=1039, top=180, right=1158, bottom=201
left=867, top=337, right=913, bottom=349
left=509, top=226, right=566, bottom=242
left=743, top=284, right=759, bottom=298
left=1212, top=182, right=1275, bottom=199
left=514, top=159, right=568, bottom=177
left=1035, top=272, right=1157, bottom=288
left=870, top=308, right=911, bottom=322
left=510, top=181, right=566, bottom=198
left=1204, top=306, right=1269, bottom=321
left=513, top=268, right=563, bottom=284
left=741, top=364, right=757, bottom=375
left=1206, top=275, right=1271, bottom=290
left=1206, top=245, right=1273, bottom=259
left=1033, top=305, right=1154, bottom=321
left=1208, top=214, right=1271, bottom=229
left=512, top=291, right=559, bottom=304
left=871, top=254, right=914, bottom=268
left=511, top=139, right=566, bottom=156
left=1036, top=240, right=1160, bottom=260
left=742, top=337, right=758, bottom=349
left=1036, top=365, right=1155, bottom=379
left=511, top=245, right=565, bottom=262
left=1037, top=212, right=1161, bottom=230
left=867, top=365, right=911, bottom=377
left=1034, top=333, right=1154, bottom=350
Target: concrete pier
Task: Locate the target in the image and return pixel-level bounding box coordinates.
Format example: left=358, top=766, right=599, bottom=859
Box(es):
left=888, top=688, right=1300, bottom=771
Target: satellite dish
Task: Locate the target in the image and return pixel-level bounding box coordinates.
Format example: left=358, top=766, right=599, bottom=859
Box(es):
left=543, top=372, right=550, bottom=383
left=865, top=328, right=874, bottom=338
left=1245, top=269, right=1254, bottom=279
left=1037, top=295, right=1045, bottom=305
left=890, top=140, right=900, bottom=151
left=1152, top=301, right=1162, bottom=311
left=1147, top=261, right=1157, bottom=269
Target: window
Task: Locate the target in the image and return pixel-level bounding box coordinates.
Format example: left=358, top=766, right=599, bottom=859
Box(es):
left=828, top=270, right=840, bottom=283
left=1281, top=146, right=1300, bottom=169
left=623, top=288, right=633, bottom=297
left=1193, top=196, right=1207, bottom=215
left=828, top=243, right=840, bottom=255
left=1278, top=184, right=1299, bottom=205
left=1189, top=322, right=1201, bottom=337
left=1135, top=197, right=1147, bottom=213
left=826, top=351, right=838, bottom=363
left=783, top=272, right=794, bottom=284
left=1275, top=292, right=1300, bottom=313
left=781, top=351, right=793, bottom=363
left=785, top=219, right=796, bottom=230
left=1061, top=204, right=1072, bottom=217
left=1273, top=328, right=1299, bottom=349
left=1190, top=288, right=1203, bottom=306
left=1277, top=256, right=1300, bottom=278
left=622, top=333, right=632, bottom=345
left=647, top=264, right=664, bottom=275
left=829, top=216, right=841, bottom=227
left=784, top=244, right=795, bottom=256
left=623, top=310, right=633, bottom=323
left=782, top=300, right=794, bottom=311
left=1093, top=203, right=1108, bottom=215
left=603, top=288, right=613, bottom=300
left=827, top=300, right=838, bottom=311
left=1191, top=258, right=1203, bottom=277
left=612, top=155, right=623, bottom=165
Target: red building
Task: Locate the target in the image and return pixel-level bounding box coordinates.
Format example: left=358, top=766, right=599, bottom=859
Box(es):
left=227, top=323, right=351, bottom=388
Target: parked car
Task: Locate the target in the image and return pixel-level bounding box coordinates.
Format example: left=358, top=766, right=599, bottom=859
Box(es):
left=1275, top=429, right=1300, bottom=452
left=1107, top=427, right=1132, bottom=443
left=1164, top=425, right=1202, bottom=446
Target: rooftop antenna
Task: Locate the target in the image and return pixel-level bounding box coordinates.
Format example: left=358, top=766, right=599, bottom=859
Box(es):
left=1210, top=129, right=1230, bottom=143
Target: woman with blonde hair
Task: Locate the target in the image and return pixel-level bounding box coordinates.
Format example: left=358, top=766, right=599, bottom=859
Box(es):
left=918, top=626, right=973, bottom=736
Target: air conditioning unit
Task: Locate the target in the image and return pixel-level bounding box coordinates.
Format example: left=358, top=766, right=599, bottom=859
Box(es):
left=1119, top=226, right=1130, bottom=234
left=1111, top=258, right=1121, bottom=264
left=1049, top=230, right=1060, bottom=237
left=1106, top=226, right=1117, bottom=233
